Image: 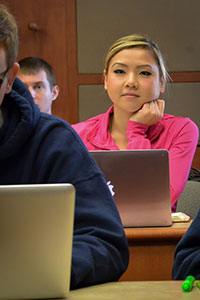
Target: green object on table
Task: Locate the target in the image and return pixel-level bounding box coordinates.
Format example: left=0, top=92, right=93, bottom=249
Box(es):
left=182, top=275, right=195, bottom=292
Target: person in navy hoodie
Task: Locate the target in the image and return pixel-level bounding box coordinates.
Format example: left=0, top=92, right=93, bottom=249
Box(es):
left=0, top=4, right=129, bottom=289
left=173, top=208, right=200, bottom=280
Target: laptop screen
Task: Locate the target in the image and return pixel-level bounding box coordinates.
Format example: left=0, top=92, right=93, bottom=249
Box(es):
left=90, top=150, right=172, bottom=227
left=0, top=183, right=75, bottom=299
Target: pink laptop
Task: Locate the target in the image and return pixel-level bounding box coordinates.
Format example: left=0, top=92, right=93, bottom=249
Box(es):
left=90, top=149, right=172, bottom=227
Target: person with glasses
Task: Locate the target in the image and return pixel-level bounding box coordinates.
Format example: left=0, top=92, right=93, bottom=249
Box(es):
left=0, top=4, right=129, bottom=290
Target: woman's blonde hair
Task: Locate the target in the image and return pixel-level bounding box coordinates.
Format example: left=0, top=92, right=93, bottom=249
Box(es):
left=104, top=34, right=169, bottom=84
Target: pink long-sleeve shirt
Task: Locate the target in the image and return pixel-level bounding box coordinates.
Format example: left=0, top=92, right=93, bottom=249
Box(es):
left=72, top=106, right=199, bottom=212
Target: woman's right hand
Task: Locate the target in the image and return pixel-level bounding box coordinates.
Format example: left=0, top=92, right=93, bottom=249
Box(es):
left=129, top=99, right=165, bottom=126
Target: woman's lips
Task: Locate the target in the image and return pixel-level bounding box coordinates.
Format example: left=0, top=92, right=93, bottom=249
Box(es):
left=122, top=93, right=139, bottom=98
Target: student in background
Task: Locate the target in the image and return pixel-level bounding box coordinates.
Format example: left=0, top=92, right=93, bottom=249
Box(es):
left=173, top=207, right=200, bottom=280
left=72, top=34, right=199, bottom=212
left=0, top=4, right=129, bottom=289
left=18, top=56, right=59, bottom=114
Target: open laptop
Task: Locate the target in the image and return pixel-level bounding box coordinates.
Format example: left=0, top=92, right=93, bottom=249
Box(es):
left=90, top=150, right=172, bottom=227
left=0, top=183, right=75, bottom=299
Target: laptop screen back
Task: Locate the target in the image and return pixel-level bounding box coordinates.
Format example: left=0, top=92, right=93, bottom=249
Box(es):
left=90, top=150, right=172, bottom=227
left=0, top=183, right=75, bottom=299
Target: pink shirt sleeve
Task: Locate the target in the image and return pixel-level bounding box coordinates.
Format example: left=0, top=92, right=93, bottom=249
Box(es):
left=126, top=121, right=150, bottom=149
left=167, top=121, right=199, bottom=207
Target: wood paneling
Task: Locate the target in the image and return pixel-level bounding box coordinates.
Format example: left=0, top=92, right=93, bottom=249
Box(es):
left=77, top=72, right=200, bottom=85
left=3, top=0, right=78, bottom=123
left=120, top=222, right=191, bottom=281
left=3, top=0, right=200, bottom=126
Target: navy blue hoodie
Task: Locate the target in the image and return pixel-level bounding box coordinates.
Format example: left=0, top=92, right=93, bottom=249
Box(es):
left=0, top=78, right=129, bottom=289
left=173, top=208, right=200, bottom=280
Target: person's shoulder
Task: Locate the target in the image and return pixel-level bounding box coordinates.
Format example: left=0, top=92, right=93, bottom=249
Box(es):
left=35, top=113, right=103, bottom=181
left=36, top=113, right=95, bottom=154
left=37, top=112, right=83, bottom=140
left=12, top=77, right=33, bottom=102
left=163, top=113, right=191, bottom=122
left=40, top=112, right=71, bottom=128
left=72, top=113, right=105, bottom=133
left=163, top=114, right=198, bottom=131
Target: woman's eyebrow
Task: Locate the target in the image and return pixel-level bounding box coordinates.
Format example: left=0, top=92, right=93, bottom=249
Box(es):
left=111, top=62, right=128, bottom=68
left=136, top=64, right=154, bottom=69
left=111, top=62, right=155, bottom=69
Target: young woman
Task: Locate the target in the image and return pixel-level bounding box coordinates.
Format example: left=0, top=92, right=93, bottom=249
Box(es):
left=72, top=34, right=199, bottom=212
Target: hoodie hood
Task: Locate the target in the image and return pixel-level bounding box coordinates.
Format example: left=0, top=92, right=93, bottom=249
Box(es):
left=0, top=77, right=40, bottom=159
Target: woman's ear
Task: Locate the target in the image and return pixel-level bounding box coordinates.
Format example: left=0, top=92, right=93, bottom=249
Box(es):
left=103, top=69, right=107, bottom=90
left=5, top=62, right=19, bottom=94
left=160, top=76, right=165, bottom=94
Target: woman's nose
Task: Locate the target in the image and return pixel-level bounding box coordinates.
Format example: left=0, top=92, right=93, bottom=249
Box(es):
left=125, top=73, right=138, bottom=88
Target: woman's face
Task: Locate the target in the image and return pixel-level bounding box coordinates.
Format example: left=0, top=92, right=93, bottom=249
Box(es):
left=104, top=47, right=165, bottom=114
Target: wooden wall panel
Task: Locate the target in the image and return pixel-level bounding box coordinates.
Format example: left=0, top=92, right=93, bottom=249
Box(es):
left=2, top=0, right=78, bottom=123
left=77, top=0, right=200, bottom=74
left=1, top=0, right=200, bottom=131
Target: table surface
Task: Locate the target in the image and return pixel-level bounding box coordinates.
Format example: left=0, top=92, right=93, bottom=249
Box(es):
left=124, top=220, right=192, bottom=242
left=67, top=281, right=200, bottom=300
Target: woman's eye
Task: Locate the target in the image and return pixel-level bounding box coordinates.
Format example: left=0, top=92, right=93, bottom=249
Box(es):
left=140, top=71, right=152, bottom=76
left=114, top=69, right=125, bottom=74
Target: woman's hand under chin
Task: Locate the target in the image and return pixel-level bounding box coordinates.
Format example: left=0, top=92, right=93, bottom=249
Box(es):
left=129, top=99, right=165, bottom=126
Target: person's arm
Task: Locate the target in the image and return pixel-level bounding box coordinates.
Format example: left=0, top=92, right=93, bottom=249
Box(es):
left=173, top=208, right=200, bottom=280
left=167, top=119, right=198, bottom=207
left=126, top=99, right=165, bottom=149
left=35, top=121, right=129, bottom=289
left=71, top=173, right=129, bottom=289
left=127, top=121, right=150, bottom=149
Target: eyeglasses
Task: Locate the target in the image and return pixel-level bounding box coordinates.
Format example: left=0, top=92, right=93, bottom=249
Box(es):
left=0, top=67, right=9, bottom=88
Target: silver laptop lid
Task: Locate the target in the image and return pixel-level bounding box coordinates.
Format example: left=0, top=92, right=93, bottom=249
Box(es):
left=0, top=183, right=75, bottom=299
left=90, top=150, right=172, bottom=227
